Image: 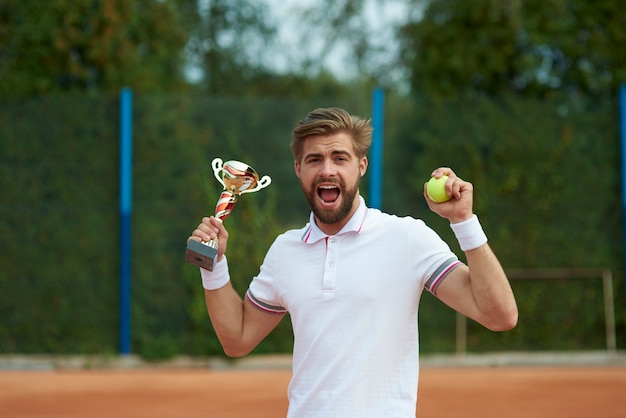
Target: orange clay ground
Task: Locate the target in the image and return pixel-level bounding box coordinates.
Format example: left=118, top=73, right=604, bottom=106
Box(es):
left=1, top=365, right=624, bottom=417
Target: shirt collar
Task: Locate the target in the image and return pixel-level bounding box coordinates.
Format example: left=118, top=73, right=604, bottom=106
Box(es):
left=301, top=196, right=368, bottom=244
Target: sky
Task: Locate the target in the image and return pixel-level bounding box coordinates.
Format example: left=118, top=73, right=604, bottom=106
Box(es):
left=263, top=0, right=412, bottom=80
left=187, top=0, right=413, bottom=85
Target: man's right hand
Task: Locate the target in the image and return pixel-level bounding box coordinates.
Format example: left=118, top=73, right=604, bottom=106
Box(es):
left=189, top=216, right=229, bottom=262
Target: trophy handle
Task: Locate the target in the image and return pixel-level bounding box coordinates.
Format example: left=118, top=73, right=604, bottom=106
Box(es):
left=211, top=158, right=225, bottom=188
left=240, top=175, right=272, bottom=194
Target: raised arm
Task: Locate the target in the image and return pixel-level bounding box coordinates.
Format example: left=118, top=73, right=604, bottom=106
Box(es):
left=189, top=216, right=285, bottom=357
left=424, top=168, right=518, bottom=331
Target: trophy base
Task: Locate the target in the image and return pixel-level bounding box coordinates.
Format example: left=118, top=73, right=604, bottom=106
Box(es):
left=185, top=240, right=218, bottom=271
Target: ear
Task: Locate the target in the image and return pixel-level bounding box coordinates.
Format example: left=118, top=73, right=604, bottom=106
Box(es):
left=294, top=160, right=301, bottom=178
left=359, top=156, right=368, bottom=177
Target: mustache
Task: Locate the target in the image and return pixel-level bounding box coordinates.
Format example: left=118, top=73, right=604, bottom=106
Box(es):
left=313, top=177, right=343, bottom=188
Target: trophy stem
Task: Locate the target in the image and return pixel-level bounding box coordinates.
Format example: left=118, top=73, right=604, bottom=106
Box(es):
left=216, top=190, right=237, bottom=221
left=204, top=238, right=219, bottom=249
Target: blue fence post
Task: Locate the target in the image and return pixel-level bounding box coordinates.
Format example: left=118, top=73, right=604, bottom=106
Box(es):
left=119, top=87, right=133, bottom=355
left=620, top=84, right=626, bottom=317
left=370, top=87, right=385, bottom=209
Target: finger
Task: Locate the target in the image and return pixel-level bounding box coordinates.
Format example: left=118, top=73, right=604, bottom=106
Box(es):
left=192, top=227, right=212, bottom=242
left=431, top=167, right=456, bottom=179
left=210, top=217, right=229, bottom=241
left=197, top=216, right=221, bottom=239
left=452, top=179, right=473, bottom=200
left=450, top=181, right=461, bottom=200
left=430, top=168, right=445, bottom=178
left=187, top=235, right=202, bottom=244
left=209, top=216, right=223, bottom=228
left=197, top=223, right=216, bottom=239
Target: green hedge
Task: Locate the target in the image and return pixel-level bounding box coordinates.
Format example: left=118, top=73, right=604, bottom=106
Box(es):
left=0, top=92, right=622, bottom=358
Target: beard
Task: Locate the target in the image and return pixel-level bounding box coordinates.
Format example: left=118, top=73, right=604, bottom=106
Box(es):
left=302, top=176, right=360, bottom=225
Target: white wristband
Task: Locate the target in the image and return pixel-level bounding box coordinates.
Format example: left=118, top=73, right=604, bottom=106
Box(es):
left=450, top=214, right=488, bottom=251
left=200, top=255, right=230, bottom=290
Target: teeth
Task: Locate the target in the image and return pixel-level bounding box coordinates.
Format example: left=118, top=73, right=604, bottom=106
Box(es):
left=319, top=185, right=337, bottom=189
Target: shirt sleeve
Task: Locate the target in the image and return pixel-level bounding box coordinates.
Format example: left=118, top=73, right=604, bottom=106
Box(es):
left=246, top=239, right=288, bottom=315
left=403, top=216, right=463, bottom=296
left=423, top=257, right=463, bottom=296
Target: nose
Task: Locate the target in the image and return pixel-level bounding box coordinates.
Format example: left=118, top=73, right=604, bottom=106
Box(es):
left=319, top=158, right=337, bottom=178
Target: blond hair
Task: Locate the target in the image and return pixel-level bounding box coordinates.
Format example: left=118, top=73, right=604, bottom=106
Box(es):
left=290, top=108, right=373, bottom=162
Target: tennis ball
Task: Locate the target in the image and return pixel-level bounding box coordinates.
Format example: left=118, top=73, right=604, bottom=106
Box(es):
left=427, top=175, right=451, bottom=203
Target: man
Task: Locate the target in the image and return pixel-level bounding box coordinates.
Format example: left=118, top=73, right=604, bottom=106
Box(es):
left=189, top=107, right=518, bottom=417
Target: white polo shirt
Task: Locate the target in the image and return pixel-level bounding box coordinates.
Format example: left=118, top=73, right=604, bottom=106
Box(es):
left=243, top=197, right=461, bottom=418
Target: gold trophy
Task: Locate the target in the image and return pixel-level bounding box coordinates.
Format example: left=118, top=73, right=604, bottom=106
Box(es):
left=186, top=158, right=271, bottom=271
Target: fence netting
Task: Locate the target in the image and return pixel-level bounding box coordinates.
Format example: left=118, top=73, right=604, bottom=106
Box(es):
left=0, top=92, right=621, bottom=357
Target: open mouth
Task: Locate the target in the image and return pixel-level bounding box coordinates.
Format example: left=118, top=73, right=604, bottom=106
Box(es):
left=317, top=184, right=340, bottom=204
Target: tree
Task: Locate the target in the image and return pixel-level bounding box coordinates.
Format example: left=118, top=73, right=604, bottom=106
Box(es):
left=0, top=0, right=190, bottom=97
left=275, top=0, right=407, bottom=91
left=184, top=0, right=276, bottom=94
left=398, top=0, right=626, bottom=98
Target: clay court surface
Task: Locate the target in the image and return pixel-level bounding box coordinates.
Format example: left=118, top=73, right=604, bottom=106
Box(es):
left=1, top=365, right=625, bottom=417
